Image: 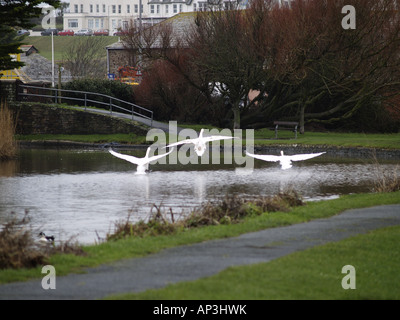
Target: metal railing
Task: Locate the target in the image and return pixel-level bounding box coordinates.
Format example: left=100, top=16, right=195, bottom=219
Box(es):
left=17, top=84, right=154, bottom=127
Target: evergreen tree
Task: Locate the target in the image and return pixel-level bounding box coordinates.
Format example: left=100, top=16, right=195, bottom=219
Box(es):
left=0, top=0, right=60, bottom=70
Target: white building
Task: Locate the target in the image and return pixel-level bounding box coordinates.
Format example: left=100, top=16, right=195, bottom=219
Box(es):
left=63, top=0, right=292, bottom=34
left=63, top=0, right=252, bottom=33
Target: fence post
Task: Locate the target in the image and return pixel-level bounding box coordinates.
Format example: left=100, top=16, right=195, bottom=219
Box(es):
left=109, top=98, right=112, bottom=114
left=84, top=93, right=87, bottom=111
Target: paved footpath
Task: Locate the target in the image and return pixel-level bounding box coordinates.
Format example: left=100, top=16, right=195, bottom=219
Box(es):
left=0, top=204, right=399, bottom=300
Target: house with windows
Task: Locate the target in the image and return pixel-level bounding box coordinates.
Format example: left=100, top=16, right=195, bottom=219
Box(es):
left=63, top=0, right=254, bottom=33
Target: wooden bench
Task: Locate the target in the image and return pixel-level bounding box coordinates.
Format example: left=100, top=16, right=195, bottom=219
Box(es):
left=273, top=121, right=299, bottom=139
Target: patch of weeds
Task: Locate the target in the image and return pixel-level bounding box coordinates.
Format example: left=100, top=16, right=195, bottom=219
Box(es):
left=106, top=205, right=180, bottom=241
left=371, top=154, right=400, bottom=193
left=107, top=190, right=305, bottom=240
left=0, top=211, right=85, bottom=270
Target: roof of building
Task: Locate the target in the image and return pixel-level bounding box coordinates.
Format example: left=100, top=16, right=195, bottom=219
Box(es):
left=19, top=45, right=39, bottom=56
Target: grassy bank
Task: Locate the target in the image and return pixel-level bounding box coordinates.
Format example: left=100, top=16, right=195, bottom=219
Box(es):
left=251, top=130, right=400, bottom=149
left=110, top=224, right=400, bottom=300
left=16, top=133, right=148, bottom=145
left=23, top=36, right=119, bottom=61
left=1, top=191, right=399, bottom=285
left=15, top=130, right=400, bottom=150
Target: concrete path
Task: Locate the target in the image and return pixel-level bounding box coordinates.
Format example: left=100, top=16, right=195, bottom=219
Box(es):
left=0, top=204, right=399, bottom=300
left=69, top=106, right=173, bottom=132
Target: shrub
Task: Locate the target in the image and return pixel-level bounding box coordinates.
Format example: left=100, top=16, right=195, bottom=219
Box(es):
left=62, top=78, right=135, bottom=112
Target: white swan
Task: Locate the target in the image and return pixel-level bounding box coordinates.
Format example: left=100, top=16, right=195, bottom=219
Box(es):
left=246, top=150, right=326, bottom=170
left=165, top=129, right=237, bottom=156
left=109, top=146, right=174, bottom=174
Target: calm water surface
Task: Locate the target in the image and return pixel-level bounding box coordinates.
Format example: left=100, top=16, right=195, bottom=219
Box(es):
left=0, top=148, right=398, bottom=244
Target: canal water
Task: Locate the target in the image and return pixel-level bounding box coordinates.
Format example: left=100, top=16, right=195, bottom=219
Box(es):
left=0, top=148, right=398, bottom=244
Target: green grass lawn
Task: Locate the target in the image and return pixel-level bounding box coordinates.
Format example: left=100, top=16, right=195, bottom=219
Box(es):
left=16, top=133, right=148, bottom=145
left=22, top=36, right=119, bottom=61
left=110, top=224, right=400, bottom=300
left=16, top=129, right=400, bottom=150
left=250, top=129, right=400, bottom=149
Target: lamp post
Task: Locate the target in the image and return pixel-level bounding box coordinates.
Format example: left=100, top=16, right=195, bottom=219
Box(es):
left=51, top=30, right=55, bottom=87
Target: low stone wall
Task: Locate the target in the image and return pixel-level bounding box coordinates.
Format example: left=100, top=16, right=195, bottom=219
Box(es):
left=0, top=79, right=20, bottom=104
left=9, top=102, right=148, bottom=135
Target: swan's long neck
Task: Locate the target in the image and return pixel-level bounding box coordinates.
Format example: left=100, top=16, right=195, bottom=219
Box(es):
left=145, top=147, right=151, bottom=159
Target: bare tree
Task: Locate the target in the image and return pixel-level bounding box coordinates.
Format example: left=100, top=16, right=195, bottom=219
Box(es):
left=62, top=36, right=110, bottom=79
left=256, top=0, right=400, bottom=132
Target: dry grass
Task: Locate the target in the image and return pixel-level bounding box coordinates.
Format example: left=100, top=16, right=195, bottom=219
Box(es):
left=0, top=212, right=48, bottom=269
left=0, top=100, right=17, bottom=160
left=371, top=152, right=400, bottom=193
left=0, top=211, right=85, bottom=270
left=107, top=190, right=304, bottom=241
left=373, top=166, right=400, bottom=193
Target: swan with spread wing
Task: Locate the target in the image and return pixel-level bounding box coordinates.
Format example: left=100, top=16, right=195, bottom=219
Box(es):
left=109, top=146, right=174, bottom=174
left=246, top=150, right=326, bottom=170
left=165, top=129, right=237, bottom=156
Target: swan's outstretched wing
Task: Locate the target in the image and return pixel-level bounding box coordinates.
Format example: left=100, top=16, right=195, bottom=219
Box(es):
left=165, top=139, right=197, bottom=148
left=146, top=147, right=174, bottom=163
left=109, top=148, right=142, bottom=165
left=245, top=151, right=281, bottom=162
left=203, top=136, right=238, bottom=142
left=289, top=152, right=326, bottom=162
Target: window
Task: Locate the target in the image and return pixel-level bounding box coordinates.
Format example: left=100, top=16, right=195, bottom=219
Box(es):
left=95, top=19, right=100, bottom=29
left=112, top=5, right=116, bottom=13
left=112, top=19, right=117, bottom=29
left=74, top=4, right=78, bottom=13
left=68, top=19, right=78, bottom=28
left=134, top=4, right=138, bottom=13
left=127, top=5, right=130, bottom=13
left=90, top=4, right=93, bottom=13
left=80, top=4, right=83, bottom=12
left=157, top=5, right=160, bottom=14
left=96, top=4, right=99, bottom=13
left=166, top=4, right=169, bottom=14
left=118, top=5, right=121, bottom=14
left=88, top=19, right=93, bottom=29
left=180, top=4, right=182, bottom=12
left=173, top=4, right=177, bottom=13
left=150, top=4, right=154, bottom=14
left=103, top=4, right=106, bottom=13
